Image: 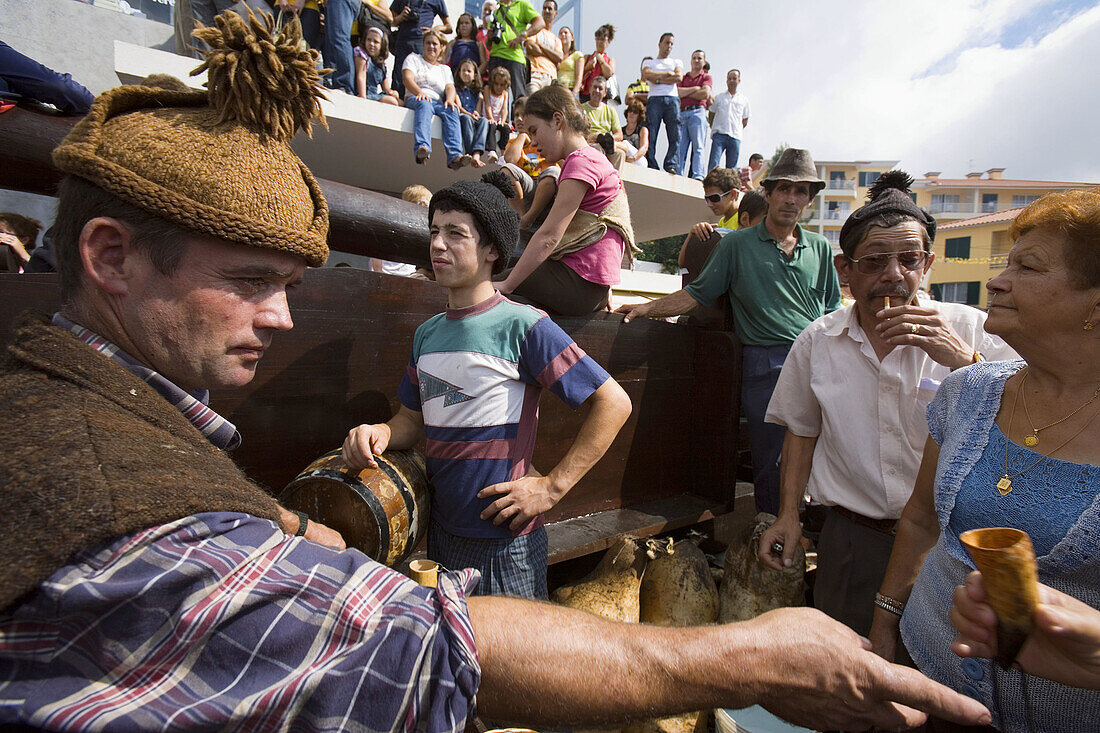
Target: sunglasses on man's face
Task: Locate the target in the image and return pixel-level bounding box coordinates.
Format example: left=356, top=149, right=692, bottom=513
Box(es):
left=846, top=250, right=929, bottom=275
left=704, top=189, right=735, bottom=204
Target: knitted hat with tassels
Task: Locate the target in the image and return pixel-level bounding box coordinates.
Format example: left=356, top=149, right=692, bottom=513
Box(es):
left=52, top=10, right=331, bottom=266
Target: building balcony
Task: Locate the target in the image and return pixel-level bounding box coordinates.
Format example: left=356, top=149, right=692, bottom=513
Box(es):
left=822, top=179, right=858, bottom=198
left=802, top=209, right=851, bottom=224
left=928, top=201, right=1023, bottom=216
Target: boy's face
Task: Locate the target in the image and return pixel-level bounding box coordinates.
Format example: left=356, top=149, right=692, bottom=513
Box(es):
left=429, top=209, right=497, bottom=289
left=513, top=111, right=526, bottom=132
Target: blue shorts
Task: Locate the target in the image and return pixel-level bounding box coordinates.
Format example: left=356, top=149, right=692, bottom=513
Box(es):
left=428, top=521, right=548, bottom=600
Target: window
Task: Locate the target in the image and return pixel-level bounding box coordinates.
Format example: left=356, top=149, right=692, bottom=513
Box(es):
left=981, top=194, right=998, bottom=213
left=930, top=194, right=961, bottom=213
left=938, top=282, right=981, bottom=305
left=824, top=229, right=840, bottom=244
left=858, top=172, right=881, bottom=187
left=1012, top=194, right=1040, bottom=207
left=945, top=236, right=971, bottom=259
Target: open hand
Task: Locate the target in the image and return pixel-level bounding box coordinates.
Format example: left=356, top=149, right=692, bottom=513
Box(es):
left=750, top=607, right=991, bottom=730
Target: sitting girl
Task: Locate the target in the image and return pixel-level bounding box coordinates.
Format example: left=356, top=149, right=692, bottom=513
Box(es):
left=354, top=27, right=400, bottom=105
left=480, top=66, right=512, bottom=160
left=454, top=59, right=489, bottom=169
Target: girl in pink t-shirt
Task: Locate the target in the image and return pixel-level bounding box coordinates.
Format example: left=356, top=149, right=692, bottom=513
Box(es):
left=494, top=85, right=628, bottom=316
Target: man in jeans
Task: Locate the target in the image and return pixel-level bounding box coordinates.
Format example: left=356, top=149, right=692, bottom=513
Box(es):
left=709, top=68, right=751, bottom=170
left=641, top=33, right=683, bottom=174
left=676, top=49, right=712, bottom=180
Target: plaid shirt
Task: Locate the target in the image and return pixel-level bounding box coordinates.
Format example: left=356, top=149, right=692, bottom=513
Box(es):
left=52, top=313, right=242, bottom=450
left=0, top=513, right=481, bottom=731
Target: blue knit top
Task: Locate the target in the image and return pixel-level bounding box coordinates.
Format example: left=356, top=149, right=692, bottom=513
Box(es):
left=901, top=360, right=1100, bottom=732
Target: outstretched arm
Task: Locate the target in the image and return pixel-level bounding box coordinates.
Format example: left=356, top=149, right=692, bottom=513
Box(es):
left=469, top=598, right=992, bottom=730
left=478, top=379, right=631, bottom=530
left=615, top=288, right=701, bottom=323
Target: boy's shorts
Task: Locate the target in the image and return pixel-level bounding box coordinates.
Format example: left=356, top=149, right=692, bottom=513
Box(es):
left=428, top=520, right=548, bottom=600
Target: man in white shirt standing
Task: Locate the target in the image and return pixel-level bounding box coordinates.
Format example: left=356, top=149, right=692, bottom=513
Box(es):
left=759, top=172, right=1016, bottom=637
left=641, top=32, right=684, bottom=174
left=708, top=69, right=750, bottom=171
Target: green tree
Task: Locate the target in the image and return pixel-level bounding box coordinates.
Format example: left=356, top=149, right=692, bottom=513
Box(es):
left=769, top=143, right=789, bottom=170
left=637, top=234, right=684, bottom=274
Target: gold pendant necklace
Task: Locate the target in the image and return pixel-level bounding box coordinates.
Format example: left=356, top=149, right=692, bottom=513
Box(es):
left=1018, top=368, right=1100, bottom=447
left=1000, top=370, right=1100, bottom=495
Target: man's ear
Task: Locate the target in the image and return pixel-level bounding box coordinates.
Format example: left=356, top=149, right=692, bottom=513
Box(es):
left=79, top=217, right=142, bottom=297
left=833, top=252, right=850, bottom=285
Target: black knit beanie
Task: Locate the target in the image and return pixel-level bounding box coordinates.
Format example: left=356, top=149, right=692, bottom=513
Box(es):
left=429, top=172, right=518, bottom=274
left=839, top=171, right=937, bottom=255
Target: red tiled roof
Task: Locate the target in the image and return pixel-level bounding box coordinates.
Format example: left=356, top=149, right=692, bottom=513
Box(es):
left=938, top=208, right=1023, bottom=230
left=917, top=179, right=1097, bottom=188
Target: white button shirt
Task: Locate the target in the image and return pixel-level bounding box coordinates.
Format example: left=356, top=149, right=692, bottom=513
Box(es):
left=765, top=299, right=1017, bottom=519
left=710, top=90, right=750, bottom=139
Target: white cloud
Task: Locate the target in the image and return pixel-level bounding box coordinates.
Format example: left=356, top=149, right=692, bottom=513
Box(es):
left=573, top=0, right=1099, bottom=181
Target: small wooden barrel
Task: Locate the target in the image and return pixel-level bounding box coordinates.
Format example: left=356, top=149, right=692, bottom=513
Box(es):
left=279, top=449, right=431, bottom=567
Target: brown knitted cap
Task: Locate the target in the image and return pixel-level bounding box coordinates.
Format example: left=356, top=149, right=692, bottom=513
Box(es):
left=52, top=10, right=330, bottom=266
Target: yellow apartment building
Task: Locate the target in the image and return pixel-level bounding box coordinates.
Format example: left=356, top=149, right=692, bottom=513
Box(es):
left=928, top=208, right=1022, bottom=309
left=912, top=168, right=1094, bottom=221
left=803, top=160, right=900, bottom=247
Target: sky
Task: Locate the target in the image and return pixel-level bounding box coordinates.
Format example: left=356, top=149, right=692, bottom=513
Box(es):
left=547, top=0, right=1100, bottom=182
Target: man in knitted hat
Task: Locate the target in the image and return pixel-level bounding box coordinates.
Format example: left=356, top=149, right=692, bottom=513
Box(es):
left=343, top=175, right=632, bottom=599
left=759, top=171, right=1016, bottom=638
left=618, top=148, right=841, bottom=516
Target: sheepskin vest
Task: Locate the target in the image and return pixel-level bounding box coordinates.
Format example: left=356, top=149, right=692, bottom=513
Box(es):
left=0, top=313, right=284, bottom=611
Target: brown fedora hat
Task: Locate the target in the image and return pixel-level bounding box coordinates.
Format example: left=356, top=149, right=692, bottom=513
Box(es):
left=762, top=148, right=825, bottom=195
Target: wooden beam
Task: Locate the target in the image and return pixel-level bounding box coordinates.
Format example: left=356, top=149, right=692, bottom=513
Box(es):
left=0, top=107, right=431, bottom=267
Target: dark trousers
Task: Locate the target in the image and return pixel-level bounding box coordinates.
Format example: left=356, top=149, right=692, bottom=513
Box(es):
left=497, top=259, right=610, bottom=317
left=740, top=344, right=791, bottom=515
left=488, top=55, right=528, bottom=103
left=645, top=95, right=680, bottom=173
left=814, top=508, right=896, bottom=637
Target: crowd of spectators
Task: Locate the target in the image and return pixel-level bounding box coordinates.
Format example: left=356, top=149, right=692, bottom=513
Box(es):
left=179, top=2, right=758, bottom=181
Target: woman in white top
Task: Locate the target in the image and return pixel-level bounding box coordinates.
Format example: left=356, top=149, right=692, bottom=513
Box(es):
left=402, top=30, right=469, bottom=168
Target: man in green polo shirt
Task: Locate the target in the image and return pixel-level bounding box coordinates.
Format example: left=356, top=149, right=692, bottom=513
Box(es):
left=617, top=148, right=839, bottom=515
left=487, top=0, right=545, bottom=103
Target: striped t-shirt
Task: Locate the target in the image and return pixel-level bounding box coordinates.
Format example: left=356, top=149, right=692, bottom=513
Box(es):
left=398, top=293, right=610, bottom=538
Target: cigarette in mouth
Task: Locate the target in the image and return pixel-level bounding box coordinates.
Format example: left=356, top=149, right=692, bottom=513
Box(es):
left=884, top=296, right=890, bottom=308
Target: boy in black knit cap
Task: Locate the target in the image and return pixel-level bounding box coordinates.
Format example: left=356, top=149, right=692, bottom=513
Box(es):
left=343, top=174, right=631, bottom=598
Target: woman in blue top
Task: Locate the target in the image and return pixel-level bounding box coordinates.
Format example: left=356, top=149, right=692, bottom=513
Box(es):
left=870, top=188, right=1100, bottom=732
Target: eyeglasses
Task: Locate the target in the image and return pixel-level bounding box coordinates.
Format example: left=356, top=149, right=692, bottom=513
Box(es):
left=846, top=250, right=928, bottom=274
left=704, top=189, right=735, bottom=204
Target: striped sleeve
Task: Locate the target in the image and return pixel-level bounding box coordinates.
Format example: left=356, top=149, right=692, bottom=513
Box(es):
left=518, top=317, right=609, bottom=409
left=398, top=352, right=422, bottom=411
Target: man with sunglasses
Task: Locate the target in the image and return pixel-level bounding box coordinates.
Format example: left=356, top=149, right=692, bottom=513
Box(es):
left=758, top=172, right=1015, bottom=636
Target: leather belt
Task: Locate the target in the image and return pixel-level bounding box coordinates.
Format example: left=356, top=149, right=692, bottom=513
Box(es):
left=830, top=505, right=898, bottom=536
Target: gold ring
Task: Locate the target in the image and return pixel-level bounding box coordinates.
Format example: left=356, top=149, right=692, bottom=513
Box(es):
left=910, top=324, right=919, bottom=334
